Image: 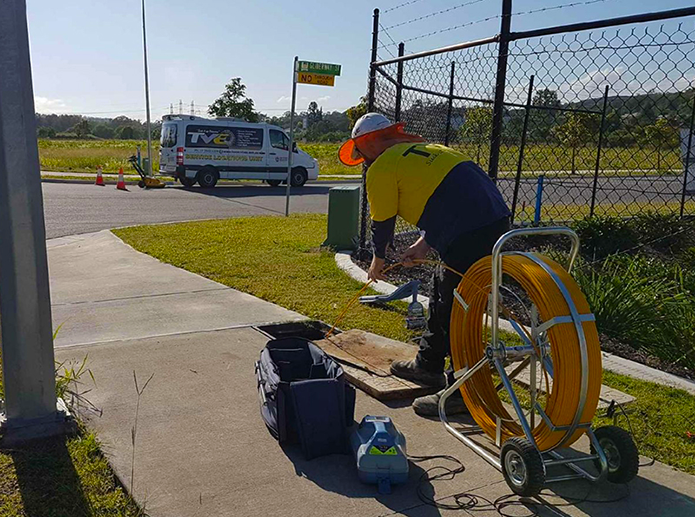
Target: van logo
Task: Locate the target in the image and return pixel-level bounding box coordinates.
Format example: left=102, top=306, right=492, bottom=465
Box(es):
left=189, top=131, right=235, bottom=147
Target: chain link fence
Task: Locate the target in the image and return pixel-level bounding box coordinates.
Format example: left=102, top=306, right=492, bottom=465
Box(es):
left=359, top=4, right=695, bottom=255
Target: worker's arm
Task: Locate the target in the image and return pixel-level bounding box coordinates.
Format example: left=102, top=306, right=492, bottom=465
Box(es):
left=366, top=162, right=399, bottom=260
left=371, top=217, right=396, bottom=260
left=401, top=235, right=432, bottom=267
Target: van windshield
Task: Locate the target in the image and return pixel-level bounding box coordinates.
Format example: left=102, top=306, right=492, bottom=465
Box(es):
left=160, top=123, right=177, bottom=148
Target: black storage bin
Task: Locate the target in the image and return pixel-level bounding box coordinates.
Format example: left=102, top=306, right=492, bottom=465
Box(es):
left=255, top=337, right=356, bottom=459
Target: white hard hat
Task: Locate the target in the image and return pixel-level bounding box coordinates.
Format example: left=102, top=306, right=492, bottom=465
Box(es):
left=338, top=113, right=422, bottom=166
left=351, top=113, right=393, bottom=139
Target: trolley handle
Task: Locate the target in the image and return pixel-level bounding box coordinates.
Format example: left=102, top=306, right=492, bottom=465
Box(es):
left=489, top=227, right=580, bottom=349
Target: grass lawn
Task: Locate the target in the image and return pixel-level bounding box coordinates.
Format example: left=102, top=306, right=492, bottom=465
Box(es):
left=0, top=354, right=142, bottom=516
left=115, top=213, right=695, bottom=475
left=38, top=139, right=683, bottom=179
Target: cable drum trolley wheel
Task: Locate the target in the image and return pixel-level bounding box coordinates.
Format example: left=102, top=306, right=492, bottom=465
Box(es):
left=439, top=227, right=639, bottom=497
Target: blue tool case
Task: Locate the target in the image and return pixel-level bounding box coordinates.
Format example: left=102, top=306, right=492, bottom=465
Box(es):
left=255, top=337, right=356, bottom=459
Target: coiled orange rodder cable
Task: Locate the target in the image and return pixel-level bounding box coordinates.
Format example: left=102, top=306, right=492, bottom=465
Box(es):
left=450, top=253, right=602, bottom=451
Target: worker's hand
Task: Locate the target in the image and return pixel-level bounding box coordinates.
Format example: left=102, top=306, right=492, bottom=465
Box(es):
left=368, top=256, right=386, bottom=282
left=401, top=237, right=431, bottom=267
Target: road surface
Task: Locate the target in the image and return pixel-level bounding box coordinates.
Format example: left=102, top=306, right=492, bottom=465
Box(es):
left=42, top=181, right=340, bottom=239
left=42, top=174, right=692, bottom=239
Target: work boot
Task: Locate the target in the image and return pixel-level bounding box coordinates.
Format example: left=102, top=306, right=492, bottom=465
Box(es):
left=413, top=389, right=469, bottom=417
left=390, top=359, right=445, bottom=388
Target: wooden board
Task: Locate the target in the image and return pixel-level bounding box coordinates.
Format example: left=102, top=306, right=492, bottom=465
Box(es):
left=314, top=330, right=440, bottom=401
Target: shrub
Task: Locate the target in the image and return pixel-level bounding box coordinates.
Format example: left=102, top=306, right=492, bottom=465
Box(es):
left=575, top=254, right=695, bottom=371
left=572, top=216, right=639, bottom=260
left=630, top=213, right=695, bottom=255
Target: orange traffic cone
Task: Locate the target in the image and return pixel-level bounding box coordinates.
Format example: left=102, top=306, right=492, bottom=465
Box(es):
left=95, top=166, right=105, bottom=186
left=116, top=168, right=127, bottom=191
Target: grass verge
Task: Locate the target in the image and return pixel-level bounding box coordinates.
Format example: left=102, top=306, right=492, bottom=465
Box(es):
left=0, top=353, right=142, bottom=516
left=115, top=213, right=695, bottom=475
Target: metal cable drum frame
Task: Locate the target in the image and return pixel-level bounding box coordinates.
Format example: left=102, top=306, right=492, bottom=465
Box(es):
left=439, top=227, right=638, bottom=497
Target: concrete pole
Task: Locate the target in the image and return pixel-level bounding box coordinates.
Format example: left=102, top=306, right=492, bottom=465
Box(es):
left=0, top=0, right=65, bottom=443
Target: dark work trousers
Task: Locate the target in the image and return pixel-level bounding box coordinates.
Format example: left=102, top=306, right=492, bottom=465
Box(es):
left=416, top=217, right=510, bottom=374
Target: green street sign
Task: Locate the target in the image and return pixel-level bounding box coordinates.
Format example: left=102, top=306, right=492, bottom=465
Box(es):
left=298, top=61, right=341, bottom=76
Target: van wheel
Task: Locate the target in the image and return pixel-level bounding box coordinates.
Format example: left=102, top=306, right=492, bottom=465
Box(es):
left=180, top=176, right=196, bottom=188
left=290, top=168, right=308, bottom=187
left=267, top=180, right=282, bottom=187
left=197, top=167, right=219, bottom=188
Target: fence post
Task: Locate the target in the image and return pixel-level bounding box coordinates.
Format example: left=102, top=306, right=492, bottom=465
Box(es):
left=487, top=0, right=513, bottom=181
left=359, top=8, right=380, bottom=253
left=395, top=43, right=405, bottom=122
left=444, top=62, right=456, bottom=146
left=511, top=75, right=534, bottom=225
left=534, top=174, right=545, bottom=225
left=589, top=85, right=610, bottom=217
left=680, top=95, right=695, bottom=218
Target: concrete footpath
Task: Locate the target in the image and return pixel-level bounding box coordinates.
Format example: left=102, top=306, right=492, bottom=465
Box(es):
left=51, top=232, right=695, bottom=517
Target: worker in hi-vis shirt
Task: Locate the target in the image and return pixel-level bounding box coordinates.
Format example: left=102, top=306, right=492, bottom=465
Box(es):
left=339, top=113, right=511, bottom=417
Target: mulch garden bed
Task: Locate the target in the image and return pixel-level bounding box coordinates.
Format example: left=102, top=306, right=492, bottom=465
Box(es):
left=353, top=234, right=695, bottom=382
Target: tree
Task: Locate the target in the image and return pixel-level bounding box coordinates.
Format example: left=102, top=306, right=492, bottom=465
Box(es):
left=553, top=113, right=594, bottom=174
left=71, top=119, right=91, bottom=138
left=642, top=117, right=679, bottom=170
left=37, top=126, right=56, bottom=138
left=530, top=89, right=560, bottom=142
left=346, top=96, right=367, bottom=129
left=307, top=101, right=323, bottom=126
left=93, top=124, right=115, bottom=139
left=459, top=106, right=493, bottom=163
left=116, top=126, right=135, bottom=140
left=208, top=77, right=259, bottom=122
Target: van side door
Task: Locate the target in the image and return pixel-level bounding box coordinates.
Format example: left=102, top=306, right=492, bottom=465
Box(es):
left=267, top=129, right=291, bottom=175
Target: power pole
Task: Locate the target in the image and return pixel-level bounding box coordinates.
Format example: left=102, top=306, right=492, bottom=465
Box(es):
left=141, top=0, right=153, bottom=176
left=0, top=0, right=69, bottom=444
left=170, top=103, right=173, bottom=115
left=190, top=100, right=194, bottom=115
left=179, top=99, right=183, bottom=115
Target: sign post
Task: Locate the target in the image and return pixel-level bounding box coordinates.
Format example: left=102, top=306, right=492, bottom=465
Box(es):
left=0, top=0, right=68, bottom=445
left=284, top=59, right=341, bottom=216
left=285, top=57, right=299, bottom=217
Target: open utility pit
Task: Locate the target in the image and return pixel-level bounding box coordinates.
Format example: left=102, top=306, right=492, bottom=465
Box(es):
left=256, top=321, right=439, bottom=401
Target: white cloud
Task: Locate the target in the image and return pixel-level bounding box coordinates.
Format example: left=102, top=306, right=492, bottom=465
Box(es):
left=276, top=95, right=291, bottom=103
left=557, top=67, right=695, bottom=101
left=34, top=96, right=69, bottom=114
left=317, top=95, right=331, bottom=102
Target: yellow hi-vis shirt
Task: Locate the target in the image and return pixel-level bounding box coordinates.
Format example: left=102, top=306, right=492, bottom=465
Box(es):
left=366, top=142, right=467, bottom=225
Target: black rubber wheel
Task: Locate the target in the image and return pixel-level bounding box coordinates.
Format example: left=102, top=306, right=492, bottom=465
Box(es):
left=267, top=179, right=282, bottom=187
left=290, top=167, right=307, bottom=187
left=591, top=426, right=639, bottom=484
left=197, top=167, right=219, bottom=188
left=180, top=176, right=196, bottom=188
left=500, top=437, right=545, bottom=497
left=138, top=180, right=145, bottom=189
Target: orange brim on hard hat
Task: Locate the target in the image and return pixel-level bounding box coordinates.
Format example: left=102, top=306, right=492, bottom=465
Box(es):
left=338, top=122, right=420, bottom=166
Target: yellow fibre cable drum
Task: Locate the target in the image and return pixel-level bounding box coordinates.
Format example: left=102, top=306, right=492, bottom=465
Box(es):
left=450, top=253, right=602, bottom=452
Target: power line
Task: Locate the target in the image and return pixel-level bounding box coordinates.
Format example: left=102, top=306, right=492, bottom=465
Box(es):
left=383, top=0, right=429, bottom=14
left=383, top=0, right=488, bottom=31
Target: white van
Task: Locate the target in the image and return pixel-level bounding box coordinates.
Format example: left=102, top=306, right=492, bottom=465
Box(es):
left=158, top=115, right=319, bottom=188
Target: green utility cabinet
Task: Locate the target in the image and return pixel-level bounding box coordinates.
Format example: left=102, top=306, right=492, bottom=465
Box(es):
left=324, top=185, right=361, bottom=250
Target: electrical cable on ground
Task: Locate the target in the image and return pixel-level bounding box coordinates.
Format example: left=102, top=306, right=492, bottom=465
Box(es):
left=409, top=453, right=631, bottom=515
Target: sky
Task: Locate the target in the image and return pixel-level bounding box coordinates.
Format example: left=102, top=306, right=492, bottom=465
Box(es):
left=26, top=0, right=695, bottom=120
